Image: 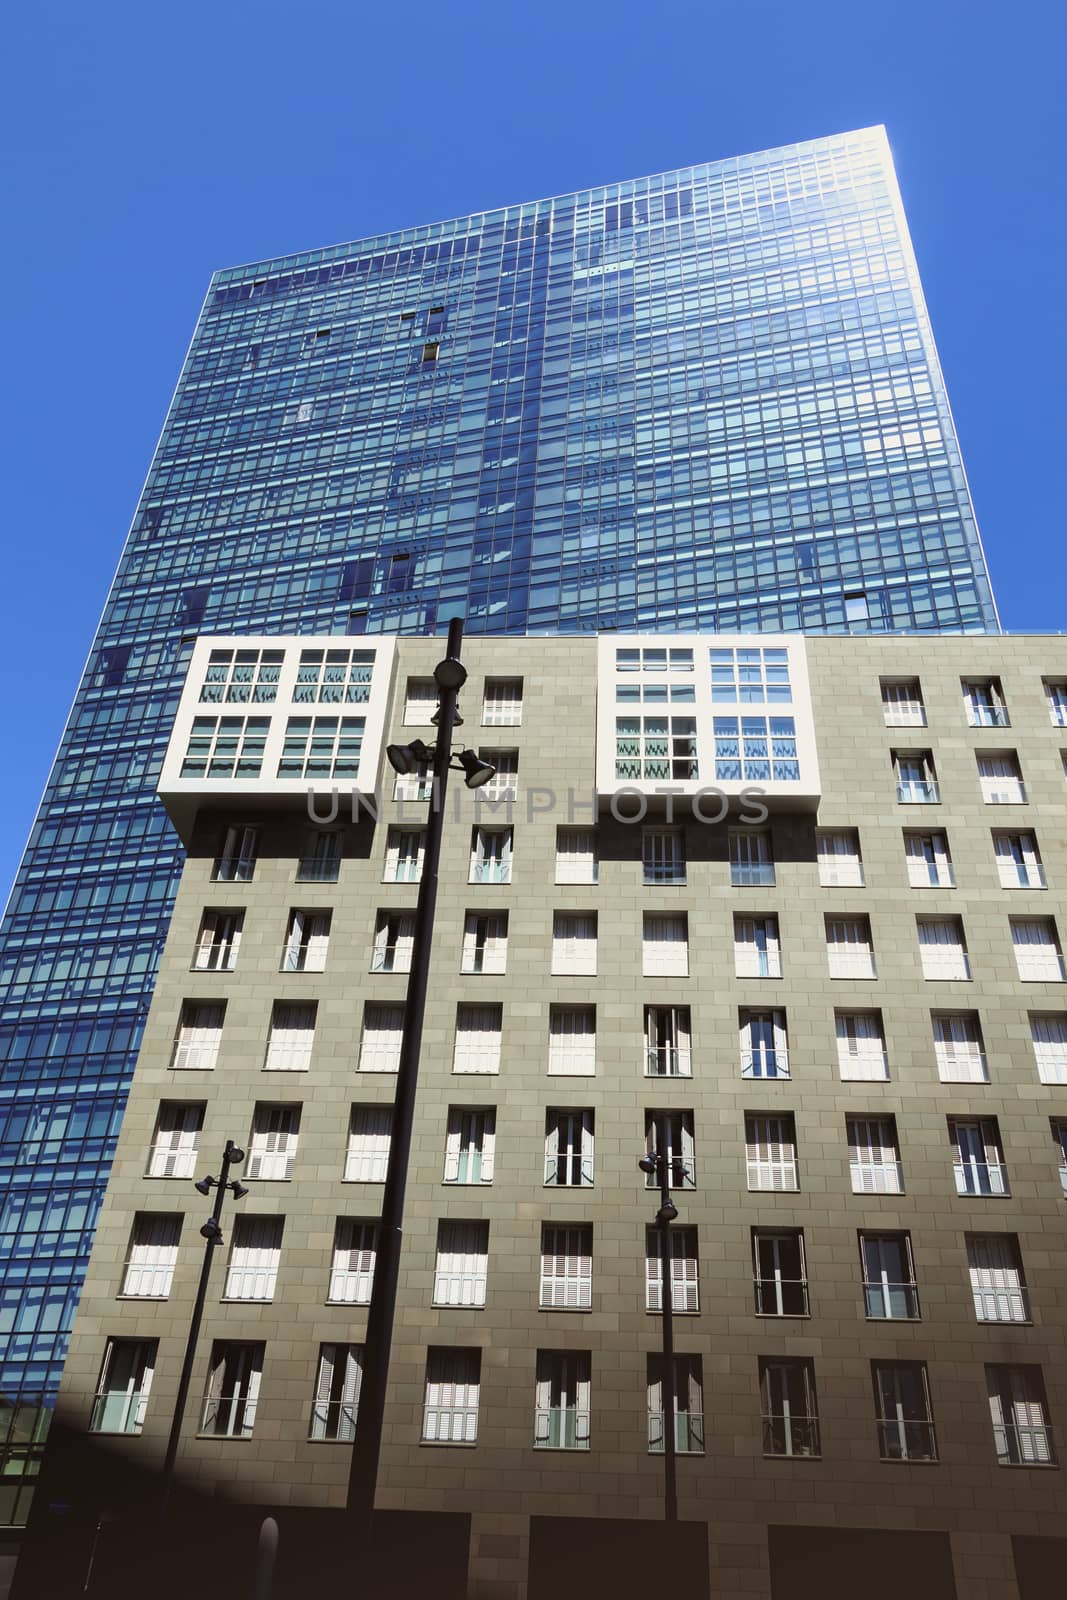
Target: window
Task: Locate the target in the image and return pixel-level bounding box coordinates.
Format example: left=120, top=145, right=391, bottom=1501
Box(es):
left=345, top=1105, right=392, bottom=1183
left=294, top=647, right=374, bottom=704
left=826, top=916, right=876, bottom=979
left=122, top=1215, right=181, bottom=1298
left=904, top=830, right=954, bottom=888
left=645, top=1225, right=699, bottom=1313
left=454, top=1004, right=503, bottom=1074
left=201, top=1342, right=263, bottom=1438
left=644, top=1109, right=697, bottom=1187
left=978, top=752, right=1026, bottom=804
left=385, top=826, right=424, bottom=883
left=648, top=1354, right=704, bottom=1454
left=224, top=1217, right=282, bottom=1300
left=404, top=677, right=438, bottom=723
left=246, top=1104, right=300, bottom=1180
left=91, top=1339, right=157, bottom=1434
left=1011, top=918, right=1065, bottom=981
left=422, top=340, right=439, bottom=363
left=172, top=1001, right=224, bottom=1071
left=615, top=715, right=698, bottom=780
left=752, top=1229, right=808, bottom=1316
left=760, top=1358, right=820, bottom=1457
left=986, top=1366, right=1055, bottom=1466
left=552, top=913, right=597, bottom=976
left=642, top=826, right=686, bottom=885
left=535, top=1351, right=590, bottom=1450
left=861, top=1233, right=919, bottom=1319
left=423, top=1348, right=480, bottom=1443
left=482, top=677, right=523, bottom=726
left=730, top=829, right=774, bottom=886
left=963, top=678, right=1008, bottom=728
left=199, top=647, right=283, bottom=705
left=645, top=1005, right=693, bottom=1078
left=917, top=917, right=970, bottom=980
left=933, top=1013, right=987, bottom=1082
left=642, top=913, right=688, bottom=977
left=310, top=1343, right=362, bottom=1442
left=433, top=1220, right=489, bottom=1307
left=733, top=914, right=781, bottom=979
left=544, top=1108, right=593, bottom=1186
left=282, top=910, right=331, bottom=973
left=950, top=1117, right=1008, bottom=1196
left=994, top=831, right=1045, bottom=889
left=739, top=1008, right=788, bottom=1079
left=1053, top=1119, right=1067, bottom=1197
left=881, top=679, right=925, bottom=727
left=548, top=1006, right=596, bottom=1076
left=265, top=1001, right=316, bottom=1072
left=470, top=827, right=512, bottom=884
left=147, top=1102, right=203, bottom=1178
left=618, top=645, right=696, bottom=675
left=746, top=1113, right=797, bottom=1191
left=836, top=1012, right=888, bottom=1080
left=444, top=1107, right=496, bottom=1184
left=540, top=1224, right=592, bottom=1309
left=277, top=717, right=364, bottom=781
left=710, top=645, right=791, bottom=704
left=213, top=824, right=258, bottom=882
left=181, top=716, right=269, bottom=779
left=296, top=829, right=342, bottom=883
left=873, top=1362, right=937, bottom=1462
left=393, top=754, right=431, bottom=801
left=1043, top=679, right=1067, bottom=728
left=1031, top=1014, right=1067, bottom=1084
left=967, top=1235, right=1029, bottom=1323
left=371, top=911, right=415, bottom=974
left=479, top=747, right=518, bottom=800
left=894, top=750, right=939, bottom=804
left=193, top=910, right=243, bottom=971
left=816, top=829, right=864, bottom=887
left=461, top=912, right=508, bottom=974
left=359, top=1003, right=404, bottom=1073
left=847, top=1116, right=903, bottom=1194
left=712, top=716, right=799, bottom=782
left=329, top=1220, right=377, bottom=1303
left=555, top=827, right=598, bottom=885
left=845, top=591, right=869, bottom=623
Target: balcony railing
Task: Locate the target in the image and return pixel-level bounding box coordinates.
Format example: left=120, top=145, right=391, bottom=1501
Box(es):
left=877, top=1418, right=937, bottom=1461
left=864, top=1280, right=921, bottom=1319
left=953, top=1161, right=1007, bottom=1196
left=741, top=1050, right=789, bottom=1080
left=309, top=1400, right=357, bottom=1441
left=534, top=1408, right=590, bottom=1450
left=897, top=780, right=940, bottom=804
left=849, top=1161, right=903, bottom=1194
left=908, top=862, right=955, bottom=888
left=645, top=1048, right=693, bottom=1078
left=212, top=854, right=255, bottom=882
left=295, top=856, right=340, bottom=883
left=981, top=780, right=1026, bottom=804
left=992, top=1422, right=1056, bottom=1466
left=731, top=863, right=775, bottom=887
left=754, top=1277, right=809, bottom=1316
left=761, top=1414, right=820, bottom=1458
left=998, top=861, right=1046, bottom=888
left=974, top=1286, right=1030, bottom=1323
left=90, top=1389, right=149, bottom=1435
left=968, top=705, right=1009, bottom=728
left=648, top=1410, right=704, bottom=1454
left=370, top=944, right=412, bottom=974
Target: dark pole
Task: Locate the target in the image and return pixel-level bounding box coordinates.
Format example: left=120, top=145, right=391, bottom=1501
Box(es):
left=159, top=1139, right=243, bottom=1519
left=346, top=616, right=465, bottom=1535
left=656, top=1154, right=678, bottom=1524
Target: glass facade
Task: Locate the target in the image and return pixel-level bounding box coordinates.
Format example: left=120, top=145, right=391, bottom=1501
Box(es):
left=0, top=125, right=997, bottom=1521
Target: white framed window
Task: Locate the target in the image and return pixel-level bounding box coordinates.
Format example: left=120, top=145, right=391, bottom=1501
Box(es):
left=329, top=1219, right=377, bottom=1303
left=847, top=1115, right=902, bottom=1194
left=619, top=645, right=696, bottom=676
left=753, top=1229, right=808, bottom=1316
left=1053, top=1118, right=1067, bottom=1197
left=739, top=1009, right=788, bottom=1079
left=918, top=917, right=970, bottom=980
left=552, top=913, right=598, bottom=977
left=994, top=831, right=1045, bottom=889
left=642, top=827, right=685, bottom=886
left=544, top=1108, right=594, bottom=1186
left=224, top=1217, right=282, bottom=1301
left=874, top=1362, right=937, bottom=1462
left=296, top=829, right=342, bottom=883
left=535, top=1351, right=591, bottom=1450
left=709, top=644, right=789, bottom=703
left=310, top=1343, right=362, bottom=1441
left=469, top=827, right=512, bottom=884
left=122, top=1215, right=181, bottom=1298
left=404, top=676, right=438, bottom=723
left=816, top=829, right=863, bottom=887
left=860, top=1232, right=919, bottom=1320
left=733, top=914, right=781, bottom=978
left=193, top=910, right=244, bottom=971
left=172, top=1001, right=224, bottom=1071
left=555, top=827, right=598, bottom=885
left=264, top=1001, right=316, bottom=1071
left=646, top=1109, right=697, bottom=1187
left=444, top=1107, right=496, bottom=1184
left=91, top=1339, right=156, bottom=1435
left=147, top=1102, right=203, bottom=1178
left=540, top=1223, right=593, bottom=1309
left=213, top=824, right=258, bottom=882
left=711, top=714, right=798, bottom=782
left=642, top=913, right=688, bottom=977
left=482, top=677, right=523, bottom=726
left=461, top=912, right=508, bottom=975
left=835, top=1012, right=889, bottom=1081
left=645, top=1224, right=699, bottom=1312
left=760, top=1357, right=820, bottom=1458
left=1031, top=1014, right=1067, bottom=1084
left=479, top=747, right=518, bottom=800
left=904, top=830, right=954, bottom=888
left=453, top=1004, right=503, bottom=1074
left=359, top=1003, right=404, bottom=1073
left=345, top=1105, right=392, bottom=1183
left=894, top=750, right=939, bottom=804
left=730, top=829, right=774, bottom=886
left=1043, top=679, right=1067, bottom=728
left=978, top=752, right=1026, bottom=804
left=422, top=1348, right=480, bottom=1443
left=181, top=715, right=269, bottom=779
left=201, top=1341, right=263, bottom=1438
left=745, top=1113, right=797, bottom=1191
left=1011, top=918, right=1065, bottom=981
left=933, top=1013, right=988, bottom=1082
left=986, top=1366, right=1055, bottom=1466
left=963, top=678, right=1008, bottom=728
left=646, top=1005, right=693, bottom=1078
left=950, top=1117, right=1008, bottom=1196
left=648, top=1353, right=705, bottom=1454
left=393, top=757, right=432, bottom=801
left=615, top=714, right=698, bottom=780
left=881, top=678, right=925, bottom=727
left=826, top=916, right=876, bottom=978
left=246, top=1103, right=300, bottom=1180
left=371, top=910, right=415, bottom=974
left=277, top=715, right=364, bottom=781
left=967, top=1235, right=1029, bottom=1323
left=433, top=1220, right=489, bottom=1307
left=548, top=1006, right=596, bottom=1076
left=294, top=646, right=373, bottom=704
left=282, top=910, right=331, bottom=973
left=384, top=826, right=425, bottom=884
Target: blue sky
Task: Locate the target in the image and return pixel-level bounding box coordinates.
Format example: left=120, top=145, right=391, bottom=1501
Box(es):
left=2, top=0, right=1065, bottom=903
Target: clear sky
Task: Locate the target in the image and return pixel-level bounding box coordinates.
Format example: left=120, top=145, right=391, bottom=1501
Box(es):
left=2, top=0, right=1065, bottom=906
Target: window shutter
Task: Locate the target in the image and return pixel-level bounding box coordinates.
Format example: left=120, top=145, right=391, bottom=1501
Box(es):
left=480, top=1114, right=496, bottom=1182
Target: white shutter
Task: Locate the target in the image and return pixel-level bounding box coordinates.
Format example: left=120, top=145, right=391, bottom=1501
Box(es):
left=433, top=1221, right=489, bottom=1307
left=123, top=1215, right=181, bottom=1297
left=345, top=1106, right=391, bottom=1182
left=933, top=1015, right=987, bottom=1082
left=329, top=1220, right=376, bottom=1303
left=918, top=919, right=969, bottom=980
left=1012, top=919, right=1064, bottom=981
left=642, top=914, right=688, bottom=977
left=548, top=1008, right=596, bottom=1075
left=835, top=1013, right=888, bottom=1080
left=423, top=1350, right=480, bottom=1443
left=1031, top=1015, right=1067, bottom=1084
left=360, top=1004, right=405, bottom=1072
left=552, top=914, right=598, bottom=976
left=247, top=1104, right=300, bottom=1179
left=967, top=1237, right=1027, bottom=1323
left=149, top=1104, right=202, bottom=1178
left=454, top=1006, right=502, bottom=1074
left=225, top=1218, right=282, bottom=1300
left=480, top=1112, right=496, bottom=1182
left=848, top=1117, right=901, bottom=1193
left=817, top=831, right=863, bottom=886
left=265, top=1002, right=315, bottom=1070
left=556, top=828, right=597, bottom=884
left=173, top=1003, right=224, bottom=1071
left=540, top=1225, right=593, bottom=1309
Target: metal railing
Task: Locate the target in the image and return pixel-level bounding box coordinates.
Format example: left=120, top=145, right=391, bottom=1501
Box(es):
left=864, top=1280, right=920, bottom=1319
left=993, top=1422, right=1056, bottom=1465
left=877, top=1418, right=937, bottom=1461
left=754, top=1277, right=809, bottom=1316
left=761, top=1414, right=820, bottom=1458
left=648, top=1410, right=704, bottom=1454
left=741, top=1050, right=789, bottom=1080
left=212, top=854, right=255, bottom=882
left=534, top=1408, right=591, bottom=1450
left=309, top=1400, right=357, bottom=1441
left=295, top=856, right=340, bottom=883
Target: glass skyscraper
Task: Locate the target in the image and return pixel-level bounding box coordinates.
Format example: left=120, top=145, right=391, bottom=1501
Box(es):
left=0, top=124, right=997, bottom=1521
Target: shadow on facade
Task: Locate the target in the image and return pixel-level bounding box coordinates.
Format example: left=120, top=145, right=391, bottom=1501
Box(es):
left=529, top=1515, right=709, bottom=1600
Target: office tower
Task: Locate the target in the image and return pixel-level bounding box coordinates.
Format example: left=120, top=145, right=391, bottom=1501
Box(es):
left=0, top=125, right=999, bottom=1526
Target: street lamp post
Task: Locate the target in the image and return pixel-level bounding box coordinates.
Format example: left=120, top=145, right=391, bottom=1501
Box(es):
left=638, top=1148, right=684, bottom=1523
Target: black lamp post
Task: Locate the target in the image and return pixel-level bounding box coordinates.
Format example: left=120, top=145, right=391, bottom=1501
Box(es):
left=637, top=1148, right=686, bottom=1523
